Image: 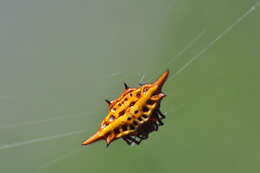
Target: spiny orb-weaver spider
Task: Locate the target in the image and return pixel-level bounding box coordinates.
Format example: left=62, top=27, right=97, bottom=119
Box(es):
left=82, top=70, right=169, bottom=147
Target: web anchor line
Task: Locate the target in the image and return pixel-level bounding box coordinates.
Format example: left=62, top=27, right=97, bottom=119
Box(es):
left=170, top=1, right=260, bottom=80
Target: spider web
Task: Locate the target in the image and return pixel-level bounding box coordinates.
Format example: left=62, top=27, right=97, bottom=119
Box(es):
left=0, top=1, right=259, bottom=172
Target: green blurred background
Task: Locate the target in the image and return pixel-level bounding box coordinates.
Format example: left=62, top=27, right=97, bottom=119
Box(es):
left=0, top=0, right=259, bottom=173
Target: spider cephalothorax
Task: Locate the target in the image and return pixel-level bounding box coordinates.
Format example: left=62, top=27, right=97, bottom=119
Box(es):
left=82, top=70, right=169, bottom=146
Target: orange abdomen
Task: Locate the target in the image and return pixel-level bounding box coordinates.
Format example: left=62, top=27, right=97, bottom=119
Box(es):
left=82, top=70, right=169, bottom=146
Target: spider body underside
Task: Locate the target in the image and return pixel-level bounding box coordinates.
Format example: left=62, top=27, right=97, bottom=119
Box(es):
left=122, top=109, right=166, bottom=146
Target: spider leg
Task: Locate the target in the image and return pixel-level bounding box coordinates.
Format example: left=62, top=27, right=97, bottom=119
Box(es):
left=157, top=109, right=166, bottom=119
left=153, top=112, right=164, bottom=126
left=157, top=118, right=164, bottom=126
left=128, top=136, right=141, bottom=145
left=137, top=133, right=148, bottom=140
left=122, top=136, right=133, bottom=145
left=152, top=122, right=159, bottom=131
